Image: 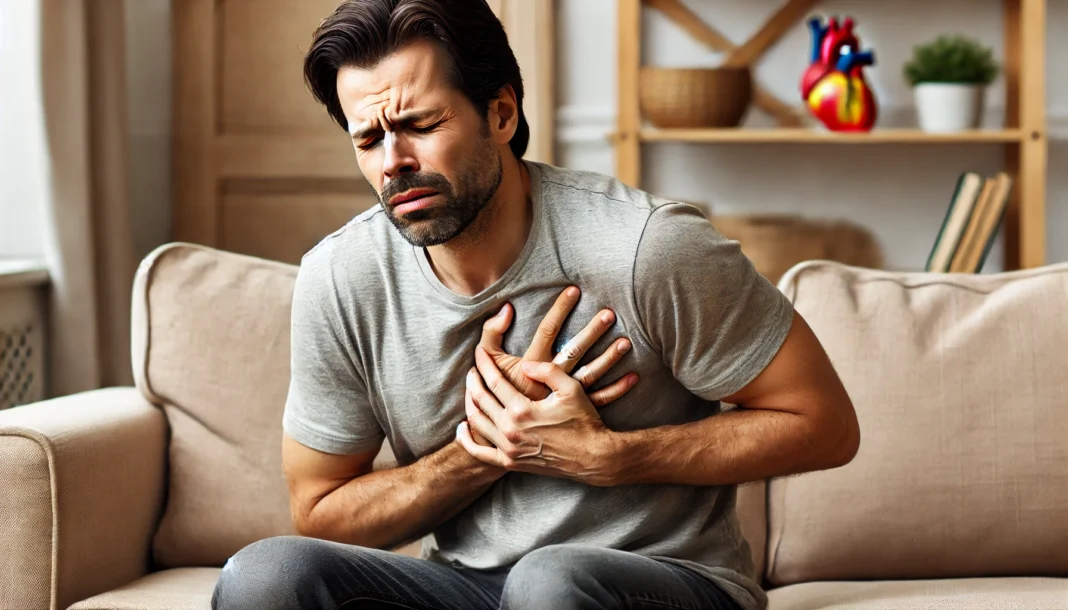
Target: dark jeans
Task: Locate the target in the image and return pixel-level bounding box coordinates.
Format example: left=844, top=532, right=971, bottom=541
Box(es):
left=211, top=535, right=745, bottom=610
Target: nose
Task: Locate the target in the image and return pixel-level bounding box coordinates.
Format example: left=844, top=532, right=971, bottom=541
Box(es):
left=382, top=131, right=419, bottom=179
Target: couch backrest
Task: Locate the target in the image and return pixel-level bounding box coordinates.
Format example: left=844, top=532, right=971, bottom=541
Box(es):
left=766, top=260, right=1068, bottom=585
left=132, top=243, right=302, bottom=567
left=133, top=243, right=402, bottom=567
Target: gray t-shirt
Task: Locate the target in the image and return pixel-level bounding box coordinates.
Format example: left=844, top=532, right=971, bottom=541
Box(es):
left=283, top=160, right=794, bottom=610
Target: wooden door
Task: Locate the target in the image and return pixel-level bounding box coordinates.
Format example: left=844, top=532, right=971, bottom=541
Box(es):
left=174, top=0, right=555, bottom=265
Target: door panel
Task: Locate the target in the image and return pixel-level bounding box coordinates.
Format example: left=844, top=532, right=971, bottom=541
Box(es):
left=221, top=187, right=377, bottom=263
left=219, top=0, right=341, bottom=134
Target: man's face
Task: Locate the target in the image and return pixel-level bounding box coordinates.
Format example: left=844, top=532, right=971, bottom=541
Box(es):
left=337, top=39, right=503, bottom=247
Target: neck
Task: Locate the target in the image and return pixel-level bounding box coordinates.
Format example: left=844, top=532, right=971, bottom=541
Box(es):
left=424, top=156, right=533, bottom=297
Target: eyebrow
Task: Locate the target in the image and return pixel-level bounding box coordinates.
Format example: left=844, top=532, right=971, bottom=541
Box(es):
left=349, top=109, right=437, bottom=141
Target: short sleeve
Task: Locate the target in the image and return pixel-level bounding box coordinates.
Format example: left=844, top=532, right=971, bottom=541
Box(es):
left=633, top=203, right=795, bottom=401
left=282, top=254, right=385, bottom=455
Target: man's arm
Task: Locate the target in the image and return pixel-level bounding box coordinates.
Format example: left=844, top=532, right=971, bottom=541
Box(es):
left=604, top=310, right=860, bottom=486
left=283, top=434, right=502, bottom=550
left=283, top=286, right=636, bottom=549
left=457, top=310, right=858, bottom=487
left=458, top=203, right=860, bottom=486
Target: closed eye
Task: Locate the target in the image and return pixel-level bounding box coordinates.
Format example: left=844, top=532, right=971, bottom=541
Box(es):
left=356, top=136, right=382, bottom=150
left=411, top=122, right=441, bottom=134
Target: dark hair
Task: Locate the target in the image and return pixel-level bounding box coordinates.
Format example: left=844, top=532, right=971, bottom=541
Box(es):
left=303, top=0, right=529, bottom=160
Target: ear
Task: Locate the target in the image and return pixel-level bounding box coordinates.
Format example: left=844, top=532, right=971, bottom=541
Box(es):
left=487, top=84, right=519, bottom=145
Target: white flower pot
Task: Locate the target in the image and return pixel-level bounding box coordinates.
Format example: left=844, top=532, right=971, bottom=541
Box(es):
left=913, top=83, right=986, bottom=133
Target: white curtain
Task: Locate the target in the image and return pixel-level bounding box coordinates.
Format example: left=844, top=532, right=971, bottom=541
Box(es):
left=14, top=0, right=137, bottom=395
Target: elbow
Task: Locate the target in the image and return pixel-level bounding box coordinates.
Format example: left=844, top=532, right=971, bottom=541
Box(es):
left=825, top=403, right=861, bottom=469
left=290, top=496, right=334, bottom=540
left=290, top=503, right=320, bottom=538
left=293, top=514, right=319, bottom=538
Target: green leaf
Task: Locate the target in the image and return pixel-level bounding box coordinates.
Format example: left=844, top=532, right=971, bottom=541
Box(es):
left=903, top=34, right=1000, bottom=86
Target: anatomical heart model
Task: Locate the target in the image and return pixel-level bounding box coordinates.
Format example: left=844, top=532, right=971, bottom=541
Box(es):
left=800, top=16, right=878, bottom=132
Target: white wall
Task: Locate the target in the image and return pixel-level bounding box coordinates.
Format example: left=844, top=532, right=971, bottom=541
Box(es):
left=122, top=0, right=1067, bottom=272
left=0, top=0, right=171, bottom=262
left=557, top=0, right=1068, bottom=271
left=0, top=0, right=47, bottom=259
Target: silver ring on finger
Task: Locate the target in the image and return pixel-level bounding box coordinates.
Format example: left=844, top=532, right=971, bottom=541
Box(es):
left=551, top=339, right=583, bottom=371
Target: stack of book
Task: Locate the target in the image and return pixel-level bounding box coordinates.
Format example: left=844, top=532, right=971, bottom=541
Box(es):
left=925, top=171, right=1014, bottom=273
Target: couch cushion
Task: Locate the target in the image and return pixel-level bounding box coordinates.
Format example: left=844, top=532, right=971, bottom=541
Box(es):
left=132, top=244, right=300, bottom=567
left=132, top=244, right=404, bottom=568
left=736, top=480, right=767, bottom=582
left=68, top=568, right=219, bottom=610
left=768, top=577, right=1068, bottom=610
left=767, top=261, right=1068, bottom=585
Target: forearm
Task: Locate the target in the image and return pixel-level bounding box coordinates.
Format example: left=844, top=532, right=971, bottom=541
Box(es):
left=306, top=440, right=504, bottom=549
left=607, top=406, right=857, bottom=487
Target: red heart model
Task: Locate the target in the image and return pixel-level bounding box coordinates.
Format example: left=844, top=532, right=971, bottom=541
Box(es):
left=800, top=16, right=877, bottom=132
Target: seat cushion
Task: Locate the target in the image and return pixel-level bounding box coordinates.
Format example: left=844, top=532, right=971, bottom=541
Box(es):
left=768, top=577, right=1068, bottom=610
left=68, top=568, right=219, bottom=610
left=767, top=261, right=1068, bottom=585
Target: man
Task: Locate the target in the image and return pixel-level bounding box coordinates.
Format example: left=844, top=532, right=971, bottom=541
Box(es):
left=212, top=0, right=860, bottom=608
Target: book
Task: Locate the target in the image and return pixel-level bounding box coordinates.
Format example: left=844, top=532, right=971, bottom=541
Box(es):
left=954, top=172, right=1014, bottom=273
left=925, top=172, right=985, bottom=273
left=949, top=177, right=998, bottom=273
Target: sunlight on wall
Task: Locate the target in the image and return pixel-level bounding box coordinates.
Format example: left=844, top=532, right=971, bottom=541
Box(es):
left=0, top=0, right=47, bottom=260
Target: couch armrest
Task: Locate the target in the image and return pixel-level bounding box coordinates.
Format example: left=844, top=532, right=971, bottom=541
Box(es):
left=0, top=387, right=167, bottom=610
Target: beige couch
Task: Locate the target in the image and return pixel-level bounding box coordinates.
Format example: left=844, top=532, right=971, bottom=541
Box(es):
left=2, top=242, right=1065, bottom=610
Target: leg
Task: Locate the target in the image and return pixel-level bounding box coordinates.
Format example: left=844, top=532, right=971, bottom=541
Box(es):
left=500, top=544, right=743, bottom=610
left=211, top=535, right=503, bottom=610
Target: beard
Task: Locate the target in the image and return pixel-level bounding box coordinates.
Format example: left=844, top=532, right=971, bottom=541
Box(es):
left=374, top=134, right=503, bottom=248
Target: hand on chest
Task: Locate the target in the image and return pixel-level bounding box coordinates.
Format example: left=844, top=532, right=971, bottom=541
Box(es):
left=371, top=288, right=675, bottom=460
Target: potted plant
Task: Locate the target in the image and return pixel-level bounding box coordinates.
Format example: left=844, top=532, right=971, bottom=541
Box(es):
left=904, top=34, right=999, bottom=133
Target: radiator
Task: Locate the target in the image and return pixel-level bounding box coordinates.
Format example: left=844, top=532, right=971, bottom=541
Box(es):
left=0, top=262, right=48, bottom=410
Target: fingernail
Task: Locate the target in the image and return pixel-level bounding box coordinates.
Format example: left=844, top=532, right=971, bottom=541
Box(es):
left=497, top=304, right=508, bottom=317
left=522, top=361, right=537, bottom=373
left=617, top=339, right=631, bottom=354
left=601, top=311, right=614, bottom=324
left=567, top=286, right=579, bottom=298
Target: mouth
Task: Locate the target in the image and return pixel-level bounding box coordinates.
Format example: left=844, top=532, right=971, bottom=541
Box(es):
left=388, top=188, right=440, bottom=216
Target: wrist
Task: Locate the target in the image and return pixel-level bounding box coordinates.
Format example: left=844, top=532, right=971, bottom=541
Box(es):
left=597, top=429, right=643, bottom=487
left=450, top=438, right=507, bottom=485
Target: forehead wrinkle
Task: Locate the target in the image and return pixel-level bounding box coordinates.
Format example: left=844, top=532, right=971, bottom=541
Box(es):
left=342, top=45, right=448, bottom=137
left=348, top=87, right=390, bottom=137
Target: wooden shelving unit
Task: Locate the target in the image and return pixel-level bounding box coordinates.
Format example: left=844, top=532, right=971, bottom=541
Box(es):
left=638, top=128, right=1027, bottom=144
left=615, top=0, right=1048, bottom=270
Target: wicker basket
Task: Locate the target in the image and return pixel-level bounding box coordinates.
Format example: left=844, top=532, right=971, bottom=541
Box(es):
left=639, top=67, right=753, bottom=128
left=709, top=214, right=884, bottom=285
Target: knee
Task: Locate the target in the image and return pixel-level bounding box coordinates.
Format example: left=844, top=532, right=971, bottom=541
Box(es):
left=501, top=544, right=607, bottom=609
left=211, top=536, right=330, bottom=610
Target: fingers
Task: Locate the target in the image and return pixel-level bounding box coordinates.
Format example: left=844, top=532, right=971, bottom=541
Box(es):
left=456, top=422, right=504, bottom=466
left=573, top=337, right=631, bottom=388
left=466, top=365, right=509, bottom=431
left=465, top=386, right=508, bottom=448
left=524, top=286, right=580, bottom=361
left=470, top=426, right=492, bottom=447
left=588, top=373, right=640, bottom=407
left=479, top=303, right=514, bottom=353
left=520, top=361, right=582, bottom=398
left=474, top=346, right=527, bottom=412
left=553, top=310, right=619, bottom=374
